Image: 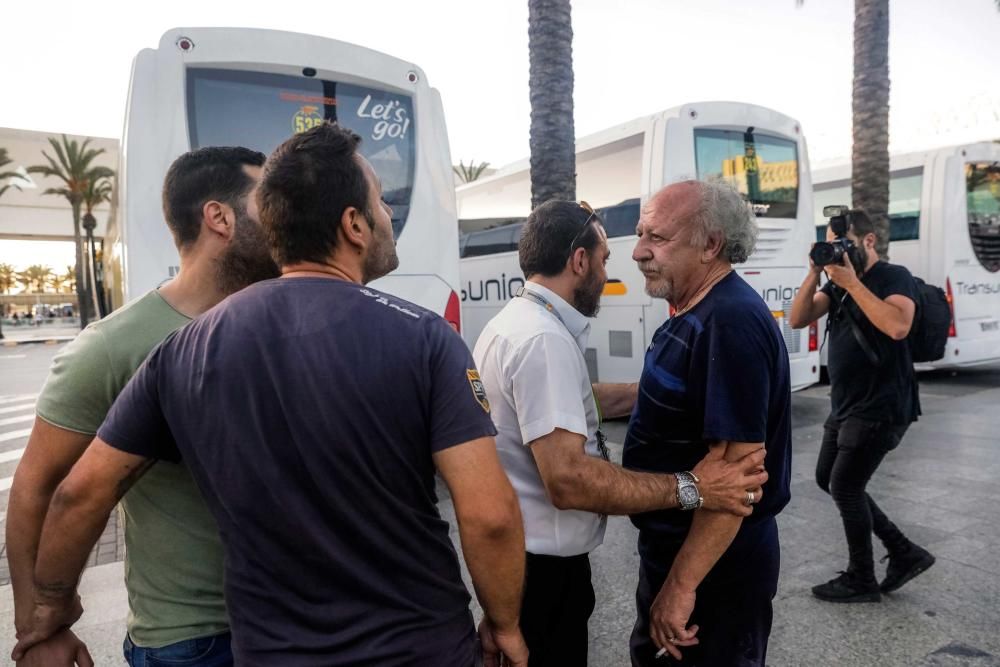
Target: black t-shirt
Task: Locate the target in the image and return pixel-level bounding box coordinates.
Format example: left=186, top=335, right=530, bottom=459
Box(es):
left=622, top=272, right=792, bottom=537
left=99, top=278, right=498, bottom=666
left=821, top=261, right=921, bottom=425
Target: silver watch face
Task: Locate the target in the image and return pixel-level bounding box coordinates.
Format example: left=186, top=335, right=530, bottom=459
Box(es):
left=679, top=485, right=700, bottom=506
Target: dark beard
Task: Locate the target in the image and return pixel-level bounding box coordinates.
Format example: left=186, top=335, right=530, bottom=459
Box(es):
left=217, top=214, right=281, bottom=295
left=573, top=273, right=604, bottom=318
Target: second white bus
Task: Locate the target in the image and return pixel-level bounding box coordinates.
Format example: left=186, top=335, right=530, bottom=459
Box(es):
left=458, top=102, right=820, bottom=390
left=813, top=142, right=1000, bottom=368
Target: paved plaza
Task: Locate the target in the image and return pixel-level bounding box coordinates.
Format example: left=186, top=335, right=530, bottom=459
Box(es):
left=1, top=343, right=998, bottom=665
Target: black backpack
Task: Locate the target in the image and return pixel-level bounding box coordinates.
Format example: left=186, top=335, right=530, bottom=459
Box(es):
left=908, top=277, right=951, bottom=363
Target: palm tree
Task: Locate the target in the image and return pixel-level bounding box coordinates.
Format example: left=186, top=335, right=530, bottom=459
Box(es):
left=27, top=135, right=114, bottom=329
left=0, top=148, right=23, bottom=199
left=60, top=265, right=76, bottom=294
left=528, top=0, right=576, bottom=208
left=0, top=263, right=17, bottom=294
left=82, top=175, right=113, bottom=317
left=800, top=0, right=1000, bottom=259
left=453, top=160, right=491, bottom=184
left=851, top=0, right=891, bottom=259
left=17, top=265, right=54, bottom=293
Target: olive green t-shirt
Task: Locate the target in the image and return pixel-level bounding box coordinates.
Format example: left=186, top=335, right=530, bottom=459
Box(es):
left=35, top=290, right=228, bottom=647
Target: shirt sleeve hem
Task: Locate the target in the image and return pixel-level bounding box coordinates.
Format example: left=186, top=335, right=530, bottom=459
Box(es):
left=521, top=412, right=589, bottom=446
left=34, top=411, right=99, bottom=437
left=431, top=424, right=499, bottom=454
left=701, top=430, right=767, bottom=445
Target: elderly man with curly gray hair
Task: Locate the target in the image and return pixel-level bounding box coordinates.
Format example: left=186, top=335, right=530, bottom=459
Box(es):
left=623, top=179, right=793, bottom=666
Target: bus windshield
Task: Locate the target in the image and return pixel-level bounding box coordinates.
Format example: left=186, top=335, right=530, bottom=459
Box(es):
left=187, top=68, right=416, bottom=238
left=966, top=161, right=1000, bottom=272
left=694, top=129, right=798, bottom=219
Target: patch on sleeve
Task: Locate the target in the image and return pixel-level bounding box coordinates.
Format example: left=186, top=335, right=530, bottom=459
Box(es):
left=467, top=369, right=490, bottom=413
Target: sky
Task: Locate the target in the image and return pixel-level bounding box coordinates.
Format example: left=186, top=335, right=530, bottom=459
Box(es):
left=1, top=0, right=999, bottom=272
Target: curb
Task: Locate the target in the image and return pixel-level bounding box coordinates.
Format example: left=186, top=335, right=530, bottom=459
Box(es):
left=2, top=337, right=74, bottom=347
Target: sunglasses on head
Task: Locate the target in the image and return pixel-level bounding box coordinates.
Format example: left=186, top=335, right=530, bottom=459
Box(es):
left=569, top=200, right=598, bottom=253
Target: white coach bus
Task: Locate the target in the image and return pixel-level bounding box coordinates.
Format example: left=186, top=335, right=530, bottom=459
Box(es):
left=458, top=102, right=820, bottom=391
left=813, top=142, right=1000, bottom=368
left=104, top=27, right=462, bottom=329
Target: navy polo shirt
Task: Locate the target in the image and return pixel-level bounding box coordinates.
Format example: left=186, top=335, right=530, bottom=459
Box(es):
left=99, top=278, right=498, bottom=666
left=623, top=272, right=792, bottom=537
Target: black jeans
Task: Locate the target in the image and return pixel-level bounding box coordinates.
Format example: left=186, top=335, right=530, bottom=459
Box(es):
left=519, top=552, right=595, bottom=667
left=817, top=416, right=911, bottom=580
left=630, top=518, right=779, bottom=667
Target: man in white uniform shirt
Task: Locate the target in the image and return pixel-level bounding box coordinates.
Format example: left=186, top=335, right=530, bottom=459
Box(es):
left=473, top=200, right=770, bottom=666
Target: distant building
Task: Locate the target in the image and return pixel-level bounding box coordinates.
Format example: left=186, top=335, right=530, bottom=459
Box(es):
left=0, top=127, right=118, bottom=242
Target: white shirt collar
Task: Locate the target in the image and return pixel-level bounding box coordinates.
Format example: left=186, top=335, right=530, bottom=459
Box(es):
left=523, top=280, right=591, bottom=348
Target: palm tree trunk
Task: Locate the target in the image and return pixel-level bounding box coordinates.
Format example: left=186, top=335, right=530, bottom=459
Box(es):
left=528, top=0, right=576, bottom=209
left=71, top=199, right=90, bottom=329
left=851, top=0, right=891, bottom=260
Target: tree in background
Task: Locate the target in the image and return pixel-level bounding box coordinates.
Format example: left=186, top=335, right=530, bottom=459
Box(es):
left=60, top=265, right=76, bottom=294
left=0, top=263, right=17, bottom=294
left=800, top=0, right=1000, bottom=258
left=453, top=160, right=491, bottom=184
left=17, top=265, right=54, bottom=294
left=27, top=135, right=114, bottom=329
left=0, top=147, right=23, bottom=199
left=82, top=174, right=114, bottom=317
left=528, top=0, right=576, bottom=208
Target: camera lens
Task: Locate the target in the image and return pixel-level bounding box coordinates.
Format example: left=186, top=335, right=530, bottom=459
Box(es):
left=810, top=242, right=840, bottom=266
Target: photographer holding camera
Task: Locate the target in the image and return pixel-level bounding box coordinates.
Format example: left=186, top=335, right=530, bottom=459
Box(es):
left=789, top=207, right=934, bottom=603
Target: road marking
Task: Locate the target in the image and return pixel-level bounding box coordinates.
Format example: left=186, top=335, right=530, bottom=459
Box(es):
left=0, top=354, right=27, bottom=359
left=0, top=394, right=38, bottom=405
left=0, top=429, right=32, bottom=443
left=0, top=402, right=35, bottom=415
left=0, top=475, right=12, bottom=491
left=0, top=414, right=34, bottom=427
left=0, top=447, right=25, bottom=464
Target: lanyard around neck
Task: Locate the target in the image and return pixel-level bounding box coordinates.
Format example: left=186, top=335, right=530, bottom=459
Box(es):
left=514, top=286, right=604, bottom=427
left=515, top=286, right=568, bottom=330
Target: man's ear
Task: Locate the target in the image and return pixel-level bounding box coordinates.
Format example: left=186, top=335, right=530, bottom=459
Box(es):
left=568, top=246, right=589, bottom=276
left=201, top=200, right=234, bottom=241
left=701, top=231, right=724, bottom=263
left=339, top=205, right=367, bottom=250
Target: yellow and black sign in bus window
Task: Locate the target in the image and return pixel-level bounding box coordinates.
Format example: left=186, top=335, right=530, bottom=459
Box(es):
left=293, top=106, right=324, bottom=134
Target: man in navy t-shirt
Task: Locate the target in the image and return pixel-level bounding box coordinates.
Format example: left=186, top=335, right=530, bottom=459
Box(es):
left=623, top=181, right=792, bottom=666
left=18, top=123, right=529, bottom=667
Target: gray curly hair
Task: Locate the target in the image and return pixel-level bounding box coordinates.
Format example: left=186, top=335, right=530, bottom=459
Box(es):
left=687, top=179, right=759, bottom=264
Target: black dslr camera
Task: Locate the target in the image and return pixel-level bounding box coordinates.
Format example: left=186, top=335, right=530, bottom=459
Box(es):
left=810, top=205, right=864, bottom=274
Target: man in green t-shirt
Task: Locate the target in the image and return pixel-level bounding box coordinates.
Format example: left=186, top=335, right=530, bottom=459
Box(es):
left=6, top=146, right=279, bottom=666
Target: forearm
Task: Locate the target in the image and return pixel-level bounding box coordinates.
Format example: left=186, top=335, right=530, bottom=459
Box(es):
left=845, top=281, right=910, bottom=339
left=592, top=382, right=639, bottom=419
left=459, top=512, right=526, bottom=632
left=666, top=508, right=742, bottom=592
left=6, top=482, right=55, bottom=632
left=551, top=458, right=679, bottom=515
left=33, top=491, right=116, bottom=606
left=789, top=271, right=822, bottom=328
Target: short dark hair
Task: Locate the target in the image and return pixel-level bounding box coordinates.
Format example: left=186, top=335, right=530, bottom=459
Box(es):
left=162, top=146, right=266, bottom=248
left=258, top=122, right=370, bottom=267
left=846, top=208, right=877, bottom=240
left=518, top=200, right=603, bottom=278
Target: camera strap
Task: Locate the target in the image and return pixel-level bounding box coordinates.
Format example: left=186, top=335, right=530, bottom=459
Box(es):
left=837, top=293, right=882, bottom=366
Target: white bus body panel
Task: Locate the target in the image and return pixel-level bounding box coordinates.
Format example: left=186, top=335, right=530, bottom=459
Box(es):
left=119, top=27, right=458, bottom=318
left=813, top=142, right=1000, bottom=369
left=459, top=102, right=819, bottom=391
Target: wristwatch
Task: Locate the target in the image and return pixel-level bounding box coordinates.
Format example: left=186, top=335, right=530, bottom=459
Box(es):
left=674, top=471, right=703, bottom=511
